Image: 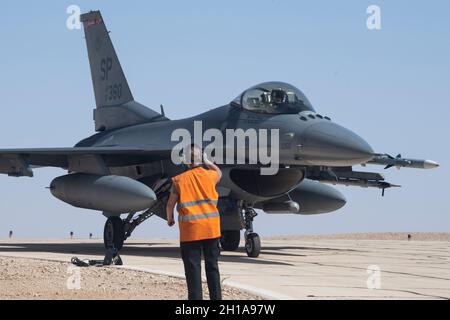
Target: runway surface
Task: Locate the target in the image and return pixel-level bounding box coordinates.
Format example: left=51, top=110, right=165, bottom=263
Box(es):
left=0, top=236, right=449, bottom=299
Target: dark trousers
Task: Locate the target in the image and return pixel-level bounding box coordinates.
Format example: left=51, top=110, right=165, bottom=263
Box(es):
left=180, top=237, right=222, bottom=300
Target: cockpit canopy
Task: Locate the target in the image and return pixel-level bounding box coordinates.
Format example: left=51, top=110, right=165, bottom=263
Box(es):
left=232, top=82, right=315, bottom=114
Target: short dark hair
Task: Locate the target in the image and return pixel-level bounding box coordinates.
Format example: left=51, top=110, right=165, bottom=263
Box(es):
left=187, top=143, right=202, bottom=164
left=190, top=143, right=202, bottom=150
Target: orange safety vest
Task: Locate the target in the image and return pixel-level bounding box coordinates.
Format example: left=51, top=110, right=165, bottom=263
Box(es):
left=172, top=166, right=221, bottom=242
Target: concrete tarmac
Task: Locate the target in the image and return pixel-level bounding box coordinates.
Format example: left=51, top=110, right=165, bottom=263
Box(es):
left=0, top=237, right=449, bottom=299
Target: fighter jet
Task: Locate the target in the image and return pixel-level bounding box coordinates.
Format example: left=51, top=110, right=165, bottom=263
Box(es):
left=0, top=11, right=438, bottom=258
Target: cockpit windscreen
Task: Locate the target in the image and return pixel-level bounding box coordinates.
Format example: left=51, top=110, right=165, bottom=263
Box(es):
left=232, top=82, right=315, bottom=114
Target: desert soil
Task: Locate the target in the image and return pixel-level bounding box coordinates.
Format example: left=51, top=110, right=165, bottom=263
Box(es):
left=0, top=256, right=262, bottom=300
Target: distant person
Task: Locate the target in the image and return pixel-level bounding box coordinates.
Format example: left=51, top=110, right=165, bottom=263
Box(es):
left=70, top=231, right=74, bottom=239
left=89, top=233, right=93, bottom=239
left=408, top=234, right=412, bottom=241
left=9, top=230, right=13, bottom=239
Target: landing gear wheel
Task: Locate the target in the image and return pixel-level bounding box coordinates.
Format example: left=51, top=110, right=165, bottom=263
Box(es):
left=245, top=233, right=261, bottom=258
left=220, top=230, right=241, bottom=251
left=104, top=216, right=125, bottom=251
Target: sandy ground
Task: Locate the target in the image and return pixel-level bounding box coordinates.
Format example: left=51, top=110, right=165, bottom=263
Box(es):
left=0, top=256, right=261, bottom=300
left=0, top=233, right=449, bottom=300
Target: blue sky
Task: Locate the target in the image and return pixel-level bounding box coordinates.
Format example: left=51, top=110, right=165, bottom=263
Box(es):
left=0, top=1, right=449, bottom=238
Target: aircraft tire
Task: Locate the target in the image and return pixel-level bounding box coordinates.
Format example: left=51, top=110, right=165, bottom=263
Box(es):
left=104, top=216, right=125, bottom=251
left=220, top=230, right=241, bottom=251
left=245, top=233, right=261, bottom=258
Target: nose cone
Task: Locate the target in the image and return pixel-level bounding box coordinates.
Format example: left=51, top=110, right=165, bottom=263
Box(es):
left=299, top=122, right=374, bottom=166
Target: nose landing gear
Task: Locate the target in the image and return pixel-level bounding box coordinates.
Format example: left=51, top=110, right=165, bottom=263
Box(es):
left=243, top=207, right=261, bottom=258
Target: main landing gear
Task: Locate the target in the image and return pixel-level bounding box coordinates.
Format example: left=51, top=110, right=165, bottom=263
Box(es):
left=103, top=216, right=125, bottom=251
left=220, top=230, right=241, bottom=251
left=102, top=179, right=172, bottom=264
left=102, top=205, right=160, bottom=252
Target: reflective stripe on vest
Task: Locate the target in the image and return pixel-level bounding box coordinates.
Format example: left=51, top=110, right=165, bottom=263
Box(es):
left=177, top=199, right=218, bottom=209
left=178, top=211, right=220, bottom=222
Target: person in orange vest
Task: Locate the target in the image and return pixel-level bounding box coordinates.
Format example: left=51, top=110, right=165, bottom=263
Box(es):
left=166, top=143, right=223, bottom=300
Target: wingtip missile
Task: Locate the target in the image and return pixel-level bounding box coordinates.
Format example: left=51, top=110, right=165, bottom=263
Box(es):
left=423, top=160, right=439, bottom=169
left=368, top=154, right=439, bottom=170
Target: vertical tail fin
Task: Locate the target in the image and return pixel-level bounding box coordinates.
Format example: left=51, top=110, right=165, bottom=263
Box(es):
left=80, top=11, right=166, bottom=131
left=80, top=11, right=133, bottom=107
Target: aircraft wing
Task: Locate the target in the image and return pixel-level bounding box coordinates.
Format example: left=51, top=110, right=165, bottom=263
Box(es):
left=0, top=147, right=172, bottom=177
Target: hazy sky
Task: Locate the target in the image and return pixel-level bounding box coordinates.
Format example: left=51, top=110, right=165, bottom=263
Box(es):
left=0, top=1, right=449, bottom=239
